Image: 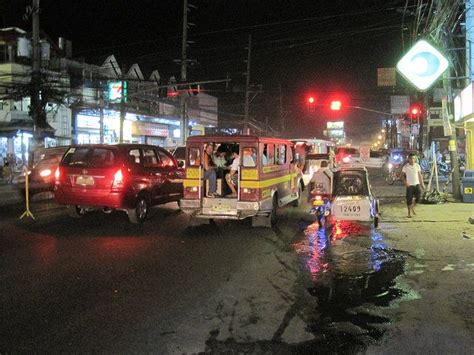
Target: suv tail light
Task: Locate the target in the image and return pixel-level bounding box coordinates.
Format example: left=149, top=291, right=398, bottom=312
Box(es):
left=111, top=169, right=124, bottom=190
left=54, top=167, right=61, bottom=184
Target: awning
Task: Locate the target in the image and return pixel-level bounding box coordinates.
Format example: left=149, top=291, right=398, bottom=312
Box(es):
left=0, top=119, right=55, bottom=138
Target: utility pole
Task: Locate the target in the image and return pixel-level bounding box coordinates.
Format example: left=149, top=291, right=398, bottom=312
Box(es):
left=243, top=35, right=252, bottom=135
left=119, top=66, right=126, bottom=143
left=30, top=0, right=41, bottom=165
left=437, top=0, right=460, bottom=199
left=99, top=87, right=104, bottom=143
left=180, top=0, right=189, bottom=145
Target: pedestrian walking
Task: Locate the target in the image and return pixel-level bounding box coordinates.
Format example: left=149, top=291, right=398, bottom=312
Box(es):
left=2, top=158, right=12, bottom=184
left=401, top=152, right=425, bottom=218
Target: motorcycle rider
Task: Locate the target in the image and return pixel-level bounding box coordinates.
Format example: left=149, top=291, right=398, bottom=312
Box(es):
left=309, top=160, right=333, bottom=197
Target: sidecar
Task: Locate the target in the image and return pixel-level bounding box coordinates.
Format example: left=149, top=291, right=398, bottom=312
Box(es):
left=331, top=165, right=379, bottom=228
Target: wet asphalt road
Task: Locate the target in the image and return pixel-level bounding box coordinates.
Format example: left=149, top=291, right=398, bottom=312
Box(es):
left=0, top=170, right=414, bottom=353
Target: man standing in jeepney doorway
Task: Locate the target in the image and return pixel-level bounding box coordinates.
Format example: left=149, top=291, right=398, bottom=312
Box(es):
left=203, top=143, right=218, bottom=197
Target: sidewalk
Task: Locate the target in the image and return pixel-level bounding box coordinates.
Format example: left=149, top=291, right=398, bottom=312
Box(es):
left=366, top=200, right=474, bottom=353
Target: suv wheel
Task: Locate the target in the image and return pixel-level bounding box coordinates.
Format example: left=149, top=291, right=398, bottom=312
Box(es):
left=128, top=195, right=149, bottom=224
left=67, top=205, right=86, bottom=218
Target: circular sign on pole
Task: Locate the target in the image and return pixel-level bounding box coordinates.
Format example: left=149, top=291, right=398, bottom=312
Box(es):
left=396, top=40, right=449, bottom=91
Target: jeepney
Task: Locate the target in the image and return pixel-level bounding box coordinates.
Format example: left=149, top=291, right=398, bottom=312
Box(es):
left=179, top=135, right=304, bottom=227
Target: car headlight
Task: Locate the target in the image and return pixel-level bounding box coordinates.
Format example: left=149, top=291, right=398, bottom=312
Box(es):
left=39, top=169, right=52, bottom=177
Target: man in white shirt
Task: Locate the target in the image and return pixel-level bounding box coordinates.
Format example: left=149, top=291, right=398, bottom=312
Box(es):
left=401, top=153, right=425, bottom=218
left=309, top=160, right=333, bottom=196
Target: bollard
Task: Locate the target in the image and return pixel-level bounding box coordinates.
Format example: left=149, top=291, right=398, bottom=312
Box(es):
left=19, top=165, right=35, bottom=220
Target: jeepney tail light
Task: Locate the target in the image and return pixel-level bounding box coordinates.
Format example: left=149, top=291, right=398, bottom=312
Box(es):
left=184, top=186, right=200, bottom=199
left=342, top=156, right=351, bottom=163
left=240, top=188, right=259, bottom=201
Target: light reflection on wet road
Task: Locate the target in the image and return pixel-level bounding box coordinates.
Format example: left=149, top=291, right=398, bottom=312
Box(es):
left=293, top=218, right=407, bottom=349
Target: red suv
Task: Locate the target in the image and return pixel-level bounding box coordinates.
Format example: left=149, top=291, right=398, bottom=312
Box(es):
left=54, top=144, right=184, bottom=223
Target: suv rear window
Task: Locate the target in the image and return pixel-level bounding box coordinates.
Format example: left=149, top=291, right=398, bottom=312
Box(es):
left=62, top=147, right=116, bottom=168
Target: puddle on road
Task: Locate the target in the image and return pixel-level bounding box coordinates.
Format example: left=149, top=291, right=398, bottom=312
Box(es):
left=293, top=219, right=407, bottom=350
left=204, top=220, right=410, bottom=354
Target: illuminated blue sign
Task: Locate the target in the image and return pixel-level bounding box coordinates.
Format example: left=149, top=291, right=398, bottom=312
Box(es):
left=396, top=40, right=449, bottom=91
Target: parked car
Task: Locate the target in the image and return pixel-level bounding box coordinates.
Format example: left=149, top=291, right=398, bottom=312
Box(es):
left=16, top=146, right=68, bottom=199
left=54, top=144, right=184, bottom=224
left=335, top=147, right=359, bottom=165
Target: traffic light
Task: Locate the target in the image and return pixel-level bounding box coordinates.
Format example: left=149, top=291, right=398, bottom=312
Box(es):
left=330, top=100, right=342, bottom=111
left=307, top=96, right=316, bottom=111
left=408, top=103, right=423, bottom=122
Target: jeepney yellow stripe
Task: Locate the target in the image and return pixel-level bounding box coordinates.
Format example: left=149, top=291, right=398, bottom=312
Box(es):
left=241, top=169, right=258, bottom=180
left=183, top=179, right=200, bottom=187
left=240, top=173, right=297, bottom=189
left=183, top=173, right=298, bottom=189
left=186, top=167, right=201, bottom=179
left=262, top=165, right=281, bottom=173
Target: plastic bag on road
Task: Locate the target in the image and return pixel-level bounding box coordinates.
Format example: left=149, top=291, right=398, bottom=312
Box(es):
left=421, top=189, right=447, bottom=204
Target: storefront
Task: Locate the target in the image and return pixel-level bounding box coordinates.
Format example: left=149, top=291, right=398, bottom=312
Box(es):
left=75, top=110, right=179, bottom=147
left=454, top=83, right=474, bottom=170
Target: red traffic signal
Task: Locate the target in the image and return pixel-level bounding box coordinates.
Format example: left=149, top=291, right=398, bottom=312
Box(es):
left=408, top=103, right=423, bottom=122
left=306, top=95, right=316, bottom=111
left=330, top=100, right=342, bottom=111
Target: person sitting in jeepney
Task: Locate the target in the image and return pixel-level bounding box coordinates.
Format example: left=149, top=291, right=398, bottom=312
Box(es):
left=309, top=160, right=332, bottom=196
left=203, top=142, right=218, bottom=197
left=212, top=147, right=228, bottom=168
left=242, top=147, right=256, bottom=167
left=225, top=147, right=240, bottom=198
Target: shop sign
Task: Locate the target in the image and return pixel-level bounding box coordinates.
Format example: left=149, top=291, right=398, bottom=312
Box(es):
left=108, top=81, right=128, bottom=102
left=327, top=121, right=344, bottom=129
left=391, top=95, right=410, bottom=114
left=326, top=129, right=344, bottom=139
left=377, top=67, right=396, bottom=87
left=359, top=144, right=370, bottom=162
left=132, top=121, right=169, bottom=137
left=428, top=107, right=443, bottom=127
left=77, top=115, right=100, bottom=129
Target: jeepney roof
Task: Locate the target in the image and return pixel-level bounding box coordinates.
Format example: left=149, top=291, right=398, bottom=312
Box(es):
left=186, top=135, right=293, bottom=145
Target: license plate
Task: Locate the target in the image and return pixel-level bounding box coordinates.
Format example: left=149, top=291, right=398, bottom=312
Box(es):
left=312, top=200, right=324, bottom=206
left=212, top=204, right=230, bottom=212
left=338, top=204, right=362, bottom=216
left=76, top=175, right=94, bottom=186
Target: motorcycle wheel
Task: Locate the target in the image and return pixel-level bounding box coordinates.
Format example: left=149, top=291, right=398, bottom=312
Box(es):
left=385, top=173, right=395, bottom=185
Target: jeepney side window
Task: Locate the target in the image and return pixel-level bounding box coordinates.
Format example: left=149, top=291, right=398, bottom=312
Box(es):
left=242, top=147, right=256, bottom=167
left=262, top=144, right=274, bottom=166
left=288, top=146, right=294, bottom=163
left=276, top=144, right=286, bottom=165
left=188, top=147, right=201, bottom=167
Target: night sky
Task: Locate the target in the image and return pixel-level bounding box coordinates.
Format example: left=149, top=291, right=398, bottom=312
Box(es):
left=1, top=0, right=412, bottom=143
